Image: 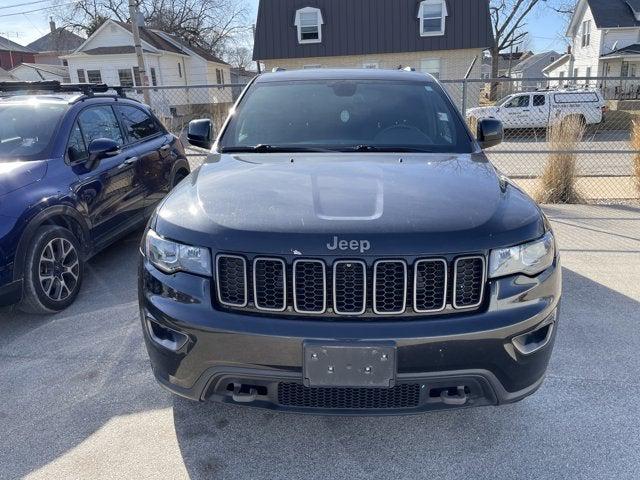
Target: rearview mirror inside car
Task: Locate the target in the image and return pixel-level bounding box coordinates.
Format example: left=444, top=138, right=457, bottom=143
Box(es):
left=477, top=118, right=503, bottom=149
left=86, top=138, right=120, bottom=170
left=187, top=119, right=214, bottom=150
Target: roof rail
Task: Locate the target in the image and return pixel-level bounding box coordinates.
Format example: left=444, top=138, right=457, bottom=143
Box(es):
left=0, top=81, right=127, bottom=98
left=271, top=67, right=286, bottom=72
left=401, top=66, right=416, bottom=72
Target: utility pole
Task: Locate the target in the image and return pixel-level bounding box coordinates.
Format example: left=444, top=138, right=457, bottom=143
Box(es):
left=128, top=0, right=151, bottom=104
left=252, top=24, right=261, bottom=74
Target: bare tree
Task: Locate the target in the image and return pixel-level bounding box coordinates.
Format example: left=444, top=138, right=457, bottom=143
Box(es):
left=52, top=0, right=249, bottom=56
left=489, top=0, right=547, bottom=99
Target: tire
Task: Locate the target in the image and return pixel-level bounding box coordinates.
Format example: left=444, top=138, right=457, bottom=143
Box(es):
left=19, top=225, right=84, bottom=314
left=172, top=168, right=189, bottom=188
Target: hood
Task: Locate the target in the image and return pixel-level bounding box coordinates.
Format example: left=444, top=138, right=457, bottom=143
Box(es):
left=155, top=153, right=544, bottom=256
left=0, top=160, right=47, bottom=198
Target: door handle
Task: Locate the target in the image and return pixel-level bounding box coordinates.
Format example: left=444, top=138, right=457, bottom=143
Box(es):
left=119, top=156, right=138, bottom=168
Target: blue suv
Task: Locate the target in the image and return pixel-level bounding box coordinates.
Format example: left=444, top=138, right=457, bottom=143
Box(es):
left=0, top=82, right=190, bottom=313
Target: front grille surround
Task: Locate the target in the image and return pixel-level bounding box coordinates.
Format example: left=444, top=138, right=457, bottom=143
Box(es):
left=373, top=260, right=408, bottom=315
left=252, top=257, right=287, bottom=312
left=413, top=258, right=448, bottom=313
left=453, top=255, right=486, bottom=309
left=333, top=260, right=367, bottom=315
left=213, top=253, right=487, bottom=317
left=292, top=259, right=327, bottom=314
left=215, top=254, right=248, bottom=307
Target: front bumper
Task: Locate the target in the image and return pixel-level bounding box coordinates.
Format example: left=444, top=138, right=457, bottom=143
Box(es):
left=138, top=255, right=561, bottom=415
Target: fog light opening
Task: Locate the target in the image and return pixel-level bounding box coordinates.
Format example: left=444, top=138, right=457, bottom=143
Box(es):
left=146, top=318, right=188, bottom=351
left=513, top=322, right=554, bottom=355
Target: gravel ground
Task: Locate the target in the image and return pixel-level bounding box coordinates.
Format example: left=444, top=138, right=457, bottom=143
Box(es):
left=1, top=204, right=639, bottom=480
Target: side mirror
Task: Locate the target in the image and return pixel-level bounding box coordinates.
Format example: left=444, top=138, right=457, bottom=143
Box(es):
left=87, top=138, right=120, bottom=169
left=187, top=119, right=214, bottom=150
left=477, top=118, right=503, bottom=149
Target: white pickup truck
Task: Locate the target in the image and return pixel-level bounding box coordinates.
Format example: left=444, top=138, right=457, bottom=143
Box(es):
left=467, top=89, right=606, bottom=129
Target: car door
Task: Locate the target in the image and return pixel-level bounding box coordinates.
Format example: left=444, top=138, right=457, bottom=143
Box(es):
left=115, top=104, right=174, bottom=214
left=501, top=94, right=532, bottom=128
left=531, top=94, right=549, bottom=128
left=68, top=105, right=146, bottom=244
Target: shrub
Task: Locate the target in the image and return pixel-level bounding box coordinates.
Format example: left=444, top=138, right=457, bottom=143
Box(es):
left=536, top=116, right=585, bottom=204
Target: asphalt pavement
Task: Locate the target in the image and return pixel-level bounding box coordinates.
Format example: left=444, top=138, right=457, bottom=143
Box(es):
left=1, top=204, right=639, bottom=480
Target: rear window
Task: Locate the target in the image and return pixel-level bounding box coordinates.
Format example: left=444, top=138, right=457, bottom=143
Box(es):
left=219, top=79, right=473, bottom=153
left=553, top=92, right=600, bottom=103
left=0, top=102, right=66, bottom=161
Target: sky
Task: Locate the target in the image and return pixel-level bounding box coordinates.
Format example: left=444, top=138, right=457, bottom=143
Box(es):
left=0, top=0, right=568, bottom=53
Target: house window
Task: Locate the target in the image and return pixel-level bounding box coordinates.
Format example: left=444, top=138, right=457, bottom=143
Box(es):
left=581, top=20, right=591, bottom=47
left=178, top=62, right=182, bottom=78
left=363, top=62, right=378, bottom=69
left=118, top=68, right=134, bottom=87
left=77, top=69, right=86, bottom=83
left=585, top=66, right=592, bottom=85
left=295, top=7, right=323, bottom=44
left=62, top=59, right=68, bottom=66
left=150, top=67, right=157, bottom=86
left=87, top=70, right=102, bottom=83
left=133, top=67, right=142, bottom=86
left=420, top=58, right=441, bottom=78
left=418, top=0, right=448, bottom=37
left=216, top=68, right=224, bottom=84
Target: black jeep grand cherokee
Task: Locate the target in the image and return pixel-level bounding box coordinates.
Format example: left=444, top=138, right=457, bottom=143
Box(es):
left=139, top=69, right=561, bottom=414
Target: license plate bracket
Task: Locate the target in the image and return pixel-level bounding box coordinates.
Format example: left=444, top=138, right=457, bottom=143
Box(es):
left=303, top=341, right=396, bottom=387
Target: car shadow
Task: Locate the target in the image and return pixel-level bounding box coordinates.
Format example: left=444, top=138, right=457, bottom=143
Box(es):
left=172, top=267, right=640, bottom=480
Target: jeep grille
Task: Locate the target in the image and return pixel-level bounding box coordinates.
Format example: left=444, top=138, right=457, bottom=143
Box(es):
left=214, top=255, right=486, bottom=318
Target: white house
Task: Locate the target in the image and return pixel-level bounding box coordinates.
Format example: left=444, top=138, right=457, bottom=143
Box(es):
left=9, top=63, right=69, bottom=82
left=543, top=0, right=640, bottom=98
left=61, top=19, right=231, bottom=116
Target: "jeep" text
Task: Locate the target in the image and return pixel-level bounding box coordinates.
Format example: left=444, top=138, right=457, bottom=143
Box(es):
left=326, top=236, right=371, bottom=254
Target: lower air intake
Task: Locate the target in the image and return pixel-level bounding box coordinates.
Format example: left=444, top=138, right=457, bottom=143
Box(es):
left=277, top=383, right=421, bottom=409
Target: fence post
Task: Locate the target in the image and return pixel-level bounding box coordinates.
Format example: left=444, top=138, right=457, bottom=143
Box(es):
left=461, top=79, right=468, bottom=118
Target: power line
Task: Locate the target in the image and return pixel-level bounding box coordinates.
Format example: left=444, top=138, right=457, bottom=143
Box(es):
left=0, top=0, right=56, bottom=11
left=0, top=0, right=79, bottom=17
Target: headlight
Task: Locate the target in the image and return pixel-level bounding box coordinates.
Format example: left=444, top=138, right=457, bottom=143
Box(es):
left=489, top=232, right=555, bottom=278
left=144, top=229, right=211, bottom=276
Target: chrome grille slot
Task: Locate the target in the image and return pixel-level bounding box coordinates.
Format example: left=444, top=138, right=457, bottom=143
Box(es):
left=293, top=260, right=326, bottom=314
left=414, top=259, right=447, bottom=312
left=373, top=260, right=407, bottom=314
left=453, top=256, right=486, bottom=309
left=333, top=260, right=366, bottom=315
left=216, top=254, right=247, bottom=307
left=253, top=258, right=286, bottom=312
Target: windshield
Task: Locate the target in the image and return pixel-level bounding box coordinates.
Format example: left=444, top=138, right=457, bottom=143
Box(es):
left=0, top=102, right=66, bottom=161
left=219, top=79, right=474, bottom=153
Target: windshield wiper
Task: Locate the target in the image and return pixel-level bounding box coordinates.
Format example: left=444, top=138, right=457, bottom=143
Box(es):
left=346, top=145, right=436, bottom=153
left=220, top=144, right=327, bottom=153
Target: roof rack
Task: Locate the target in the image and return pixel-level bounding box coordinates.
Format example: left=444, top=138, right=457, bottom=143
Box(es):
left=0, top=80, right=127, bottom=98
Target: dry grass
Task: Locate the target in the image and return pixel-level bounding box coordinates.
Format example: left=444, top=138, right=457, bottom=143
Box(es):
left=467, top=116, right=478, bottom=137
left=632, top=118, right=640, bottom=195
left=536, top=116, right=585, bottom=204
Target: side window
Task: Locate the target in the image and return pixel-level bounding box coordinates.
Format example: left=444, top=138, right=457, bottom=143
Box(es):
left=533, top=95, right=546, bottom=107
left=117, top=105, right=161, bottom=141
left=67, top=122, right=88, bottom=164
left=78, top=106, right=124, bottom=146
left=505, top=95, right=530, bottom=108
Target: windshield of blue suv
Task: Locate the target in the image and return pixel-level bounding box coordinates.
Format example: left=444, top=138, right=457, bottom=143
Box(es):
left=0, top=102, right=66, bottom=161
left=219, top=79, right=474, bottom=153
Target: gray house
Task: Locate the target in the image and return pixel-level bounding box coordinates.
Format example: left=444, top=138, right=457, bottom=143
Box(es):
left=252, top=0, right=494, bottom=81
left=511, top=50, right=560, bottom=89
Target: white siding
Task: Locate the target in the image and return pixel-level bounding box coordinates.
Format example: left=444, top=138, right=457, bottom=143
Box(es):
left=571, top=4, right=602, bottom=78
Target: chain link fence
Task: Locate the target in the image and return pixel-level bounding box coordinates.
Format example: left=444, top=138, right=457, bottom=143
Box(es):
left=126, top=75, right=640, bottom=205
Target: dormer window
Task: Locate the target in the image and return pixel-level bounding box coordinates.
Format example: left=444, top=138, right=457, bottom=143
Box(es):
left=418, top=0, right=448, bottom=37
left=295, top=7, right=323, bottom=44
